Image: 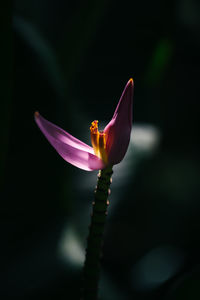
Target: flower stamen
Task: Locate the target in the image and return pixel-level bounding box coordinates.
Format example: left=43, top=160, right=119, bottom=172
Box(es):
left=90, top=120, right=107, bottom=163
left=99, top=132, right=107, bottom=163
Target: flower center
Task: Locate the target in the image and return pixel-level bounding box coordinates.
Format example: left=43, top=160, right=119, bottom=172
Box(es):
left=90, top=120, right=107, bottom=163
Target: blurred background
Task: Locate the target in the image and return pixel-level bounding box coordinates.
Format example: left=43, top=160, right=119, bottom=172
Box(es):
left=1, top=0, right=200, bottom=299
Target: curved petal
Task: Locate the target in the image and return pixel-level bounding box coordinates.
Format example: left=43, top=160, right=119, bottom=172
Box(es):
left=104, top=78, right=134, bottom=165
left=35, top=112, right=105, bottom=171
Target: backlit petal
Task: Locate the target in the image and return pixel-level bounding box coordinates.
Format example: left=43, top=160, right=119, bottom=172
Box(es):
left=104, top=78, right=134, bottom=165
left=35, top=113, right=105, bottom=171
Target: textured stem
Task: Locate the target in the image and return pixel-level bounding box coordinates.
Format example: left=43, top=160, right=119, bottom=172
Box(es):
left=81, top=166, right=113, bottom=300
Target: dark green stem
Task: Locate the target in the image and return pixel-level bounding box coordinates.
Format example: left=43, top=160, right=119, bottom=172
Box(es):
left=81, top=166, right=113, bottom=300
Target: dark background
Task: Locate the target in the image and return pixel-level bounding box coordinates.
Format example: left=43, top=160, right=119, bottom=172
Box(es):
left=1, top=0, right=200, bottom=299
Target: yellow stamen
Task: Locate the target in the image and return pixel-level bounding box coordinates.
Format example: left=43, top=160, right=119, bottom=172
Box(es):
left=99, top=132, right=107, bottom=163
left=90, top=120, right=108, bottom=163
left=90, top=120, right=99, bottom=156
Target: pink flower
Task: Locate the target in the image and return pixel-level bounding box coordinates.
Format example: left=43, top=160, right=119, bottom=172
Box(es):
left=35, top=78, right=134, bottom=171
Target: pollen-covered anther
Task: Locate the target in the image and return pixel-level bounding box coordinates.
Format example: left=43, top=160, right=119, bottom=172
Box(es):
left=90, top=120, right=99, bottom=156
left=90, top=120, right=108, bottom=163
left=90, top=120, right=99, bottom=134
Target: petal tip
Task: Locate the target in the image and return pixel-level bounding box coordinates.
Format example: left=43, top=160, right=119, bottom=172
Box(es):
left=128, top=78, right=134, bottom=86
left=34, top=111, right=40, bottom=119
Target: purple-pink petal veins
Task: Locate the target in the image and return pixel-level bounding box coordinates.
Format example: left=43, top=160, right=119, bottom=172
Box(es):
left=104, top=78, right=134, bottom=165
left=34, top=112, right=105, bottom=171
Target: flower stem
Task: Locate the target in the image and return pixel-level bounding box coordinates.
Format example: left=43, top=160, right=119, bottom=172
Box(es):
left=81, top=166, right=113, bottom=300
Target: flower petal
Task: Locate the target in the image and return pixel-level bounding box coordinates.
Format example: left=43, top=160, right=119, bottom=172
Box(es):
left=35, top=112, right=105, bottom=171
left=104, top=78, right=134, bottom=165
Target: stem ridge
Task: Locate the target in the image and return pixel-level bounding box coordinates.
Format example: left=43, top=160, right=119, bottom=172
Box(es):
left=81, top=166, right=113, bottom=300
